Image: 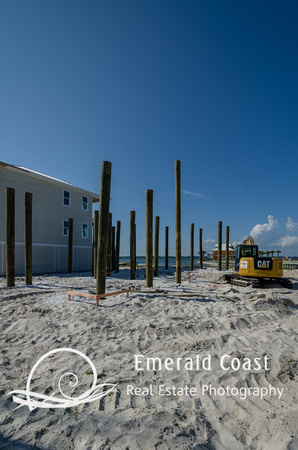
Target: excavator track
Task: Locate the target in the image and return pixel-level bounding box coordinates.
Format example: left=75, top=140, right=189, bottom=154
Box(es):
left=224, top=273, right=293, bottom=289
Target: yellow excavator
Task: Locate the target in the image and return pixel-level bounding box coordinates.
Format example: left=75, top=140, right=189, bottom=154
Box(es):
left=224, top=237, right=292, bottom=288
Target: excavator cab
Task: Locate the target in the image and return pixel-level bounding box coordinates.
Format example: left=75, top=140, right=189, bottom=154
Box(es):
left=235, top=245, right=258, bottom=271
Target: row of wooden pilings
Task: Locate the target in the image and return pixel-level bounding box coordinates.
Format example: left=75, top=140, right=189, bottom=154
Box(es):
left=5, top=160, right=230, bottom=293
left=94, top=160, right=231, bottom=295
left=5, top=188, right=33, bottom=287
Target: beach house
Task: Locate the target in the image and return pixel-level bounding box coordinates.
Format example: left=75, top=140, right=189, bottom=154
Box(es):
left=0, top=161, right=99, bottom=275
left=212, top=243, right=235, bottom=260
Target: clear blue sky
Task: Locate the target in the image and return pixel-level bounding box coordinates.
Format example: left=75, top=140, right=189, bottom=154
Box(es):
left=1, top=0, right=297, bottom=256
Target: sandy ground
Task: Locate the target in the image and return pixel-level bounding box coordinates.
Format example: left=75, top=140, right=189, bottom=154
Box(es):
left=0, top=267, right=297, bottom=449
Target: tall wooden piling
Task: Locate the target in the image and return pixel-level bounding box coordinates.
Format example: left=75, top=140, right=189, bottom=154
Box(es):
left=165, top=226, right=169, bottom=270
left=145, top=189, right=153, bottom=287
left=24, top=192, right=32, bottom=285
left=111, top=226, right=116, bottom=271
left=107, top=213, right=112, bottom=276
left=115, top=221, right=121, bottom=273
left=68, top=218, right=73, bottom=274
left=218, top=221, right=222, bottom=271
left=226, top=225, right=230, bottom=271
left=175, top=160, right=181, bottom=284
left=190, top=223, right=194, bottom=271
left=154, top=216, right=160, bottom=276
left=93, top=211, right=99, bottom=278
left=130, top=211, right=136, bottom=280
left=199, top=228, right=203, bottom=269
left=96, top=161, right=112, bottom=295
left=6, top=188, right=15, bottom=287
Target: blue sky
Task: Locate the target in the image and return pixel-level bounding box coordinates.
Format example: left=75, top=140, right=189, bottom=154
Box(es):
left=1, top=0, right=297, bottom=256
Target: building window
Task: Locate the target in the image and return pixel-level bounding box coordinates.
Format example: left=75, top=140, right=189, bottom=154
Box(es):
left=82, top=223, right=88, bottom=238
left=63, top=220, right=69, bottom=236
left=63, top=190, right=71, bottom=206
left=82, top=195, right=88, bottom=211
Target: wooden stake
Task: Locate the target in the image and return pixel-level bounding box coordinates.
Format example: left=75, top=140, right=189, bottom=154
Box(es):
left=146, top=189, right=153, bottom=287
left=130, top=211, right=136, bottom=280
left=96, top=161, right=112, bottom=295
left=175, top=160, right=181, bottom=283
left=165, top=226, right=169, bottom=270
left=154, top=216, right=160, bottom=276
left=218, top=221, right=222, bottom=271
left=6, top=188, right=15, bottom=287
left=115, top=220, right=121, bottom=273
left=199, top=228, right=203, bottom=269
left=226, top=225, right=230, bottom=271
left=190, top=223, right=194, bottom=271
left=24, top=192, right=32, bottom=285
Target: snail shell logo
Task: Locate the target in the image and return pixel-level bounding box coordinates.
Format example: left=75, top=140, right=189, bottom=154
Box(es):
left=8, top=348, right=118, bottom=411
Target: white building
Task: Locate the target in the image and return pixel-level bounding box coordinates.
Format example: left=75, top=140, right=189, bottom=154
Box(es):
left=0, top=161, right=99, bottom=275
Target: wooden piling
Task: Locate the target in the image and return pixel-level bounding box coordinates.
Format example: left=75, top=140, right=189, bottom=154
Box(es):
left=96, top=161, right=112, bottom=295
left=93, top=211, right=99, bottom=278
left=218, top=221, right=222, bottom=271
left=130, top=211, right=136, bottom=280
left=226, top=225, right=230, bottom=271
left=199, top=228, right=203, bottom=269
left=67, top=218, right=73, bottom=274
left=115, top=221, right=121, bottom=273
left=145, top=189, right=153, bottom=287
left=175, top=160, right=181, bottom=284
left=6, top=188, right=15, bottom=287
left=190, top=223, right=194, bottom=271
left=107, top=213, right=112, bottom=276
left=154, top=216, right=160, bottom=276
left=165, top=226, right=169, bottom=270
left=24, top=192, right=32, bottom=285
left=111, top=226, right=116, bottom=271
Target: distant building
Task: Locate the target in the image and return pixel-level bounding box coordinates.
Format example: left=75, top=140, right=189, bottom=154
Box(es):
left=212, top=243, right=235, bottom=260
left=0, top=161, right=99, bottom=275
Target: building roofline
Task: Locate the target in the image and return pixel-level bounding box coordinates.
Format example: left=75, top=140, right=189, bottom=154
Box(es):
left=0, top=161, right=100, bottom=203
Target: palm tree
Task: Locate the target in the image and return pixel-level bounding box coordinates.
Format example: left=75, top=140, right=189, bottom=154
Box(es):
left=276, top=250, right=281, bottom=258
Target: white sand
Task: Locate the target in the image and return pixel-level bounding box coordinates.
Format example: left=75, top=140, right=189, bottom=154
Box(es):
left=0, top=267, right=297, bottom=449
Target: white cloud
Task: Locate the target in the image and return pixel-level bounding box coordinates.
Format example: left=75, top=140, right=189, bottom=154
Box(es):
left=286, top=217, right=298, bottom=230
left=182, top=190, right=212, bottom=199
left=250, top=215, right=279, bottom=239
left=275, top=236, right=298, bottom=247
left=204, top=239, right=216, bottom=243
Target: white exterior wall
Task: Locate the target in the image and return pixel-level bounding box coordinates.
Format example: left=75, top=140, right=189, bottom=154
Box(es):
left=0, top=165, right=99, bottom=275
